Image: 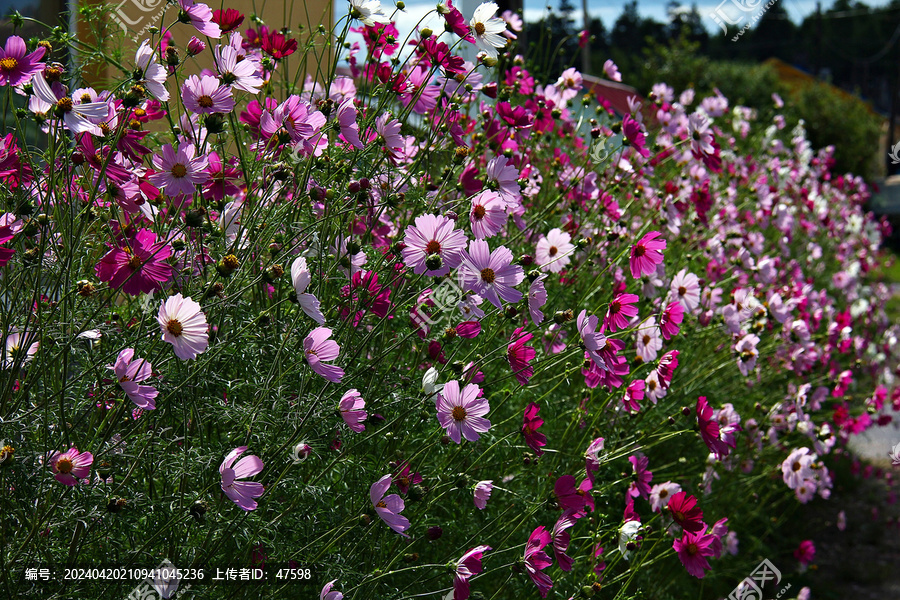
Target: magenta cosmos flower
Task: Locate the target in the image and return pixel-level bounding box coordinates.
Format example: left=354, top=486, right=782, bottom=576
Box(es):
left=338, top=389, right=367, bottom=432
left=673, top=528, right=716, bottom=578
left=507, top=327, right=535, bottom=385
left=522, top=402, right=546, bottom=455
left=182, top=74, right=234, bottom=114
left=436, top=380, right=491, bottom=443
left=219, top=446, right=264, bottom=511
left=49, top=447, right=93, bottom=486
left=697, top=396, right=737, bottom=459
left=453, top=545, right=491, bottom=600
left=458, top=239, right=523, bottom=309
left=178, top=0, right=222, bottom=37
left=158, top=294, right=209, bottom=360
left=149, top=142, right=210, bottom=197
left=0, top=36, right=46, bottom=86
left=110, top=348, right=158, bottom=410
left=95, top=228, right=172, bottom=296
left=629, top=231, right=666, bottom=279
left=628, top=453, right=653, bottom=499
left=523, top=526, right=553, bottom=597
left=401, top=214, right=468, bottom=277
left=667, top=491, right=705, bottom=533
left=605, top=293, right=639, bottom=332
left=551, top=510, right=580, bottom=572
left=370, top=474, right=410, bottom=537
left=303, top=327, right=344, bottom=383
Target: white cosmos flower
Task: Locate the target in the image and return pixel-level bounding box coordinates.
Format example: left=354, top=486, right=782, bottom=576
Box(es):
left=349, top=0, right=391, bottom=26
left=470, top=2, right=508, bottom=59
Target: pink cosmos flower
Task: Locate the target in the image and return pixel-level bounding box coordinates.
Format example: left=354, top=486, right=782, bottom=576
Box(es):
left=320, top=580, right=343, bottom=600
left=0, top=36, right=46, bottom=86
left=794, top=540, right=815, bottom=565
left=535, top=228, right=574, bottom=273
left=603, top=59, right=621, bottom=82
left=149, top=142, right=210, bottom=197
left=656, top=350, right=680, bottom=389
left=453, top=545, right=490, bottom=600
left=622, top=379, right=645, bottom=413
left=473, top=480, right=493, bottom=509
left=291, top=256, right=325, bottom=324
left=337, top=98, right=363, bottom=149
left=628, top=453, right=653, bottom=499
left=735, top=333, right=760, bottom=376
left=2, top=328, right=39, bottom=369
left=629, top=231, right=666, bottom=279
left=220, top=446, right=264, bottom=510
left=584, top=437, right=605, bottom=483
left=523, top=526, right=553, bottom=597
left=339, top=389, right=367, bottom=433
left=577, top=310, right=608, bottom=371
left=458, top=240, right=523, bottom=309
left=182, top=74, right=234, bottom=115
left=667, top=491, right=704, bottom=533
left=469, top=191, right=506, bottom=239
left=340, top=270, right=391, bottom=326
left=635, top=317, right=662, bottom=362
left=659, top=301, right=684, bottom=340
left=110, top=348, right=158, bottom=410
left=401, top=214, right=468, bottom=277
left=555, top=474, right=593, bottom=512
left=178, top=0, right=222, bottom=38
left=158, top=294, right=209, bottom=360
left=303, top=327, right=344, bottom=383
left=95, top=229, right=172, bottom=296
left=507, top=327, right=535, bottom=385
left=134, top=40, right=169, bottom=101
left=528, top=275, right=548, bottom=325
left=49, top=447, right=93, bottom=486
left=522, top=402, right=546, bottom=455
left=697, top=396, right=737, bottom=459
left=32, top=72, right=107, bottom=135
left=551, top=510, right=580, bottom=572
left=370, top=474, right=410, bottom=537
left=436, top=380, right=491, bottom=443
left=674, top=528, right=717, bottom=578
left=782, top=447, right=815, bottom=490
left=649, top=482, right=681, bottom=512
left=670, top=269, right=700, bottom=311
left=214, top=44, right=262, bottom=94
left=623, top=113, right=650, bottom=157
left=605, top=293, right=639, bottom=332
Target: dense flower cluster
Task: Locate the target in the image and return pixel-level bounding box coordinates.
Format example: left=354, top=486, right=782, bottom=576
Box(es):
left=0, top=3, right=894, bottom=599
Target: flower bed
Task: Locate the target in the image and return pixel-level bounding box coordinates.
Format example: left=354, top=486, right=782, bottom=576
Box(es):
left=0, top=2, right=897, bottom=599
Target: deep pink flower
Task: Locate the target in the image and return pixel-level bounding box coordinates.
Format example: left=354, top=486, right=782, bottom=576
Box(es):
left=622, top=379, right=645, bottom=413
left=220, top=446, right=264, bottom=510
left=453, top=545, right=490, bottom=600
left=667, top=492, right=705, bottom=533
left=555, top=475, right=593, bottom=512
left=178, top=0, right=222, bottom=38
left=260, top=30, right=298, bottom=59
left=303, top=327, right=344, bottom=383
left=458, top=239, right=523, bottom=308
left=436, top=380, right=491, bottom=443
left=628, top=453, right=653, bottom=499
left=339, top=389, right=367, bottom=433
left=212, top=8, right=244, bottom=33
left=340, top=270, right=391, bottom=326
left=656, top=350, right=680, bottom=389
left=371, top=474, right=410, bottom=537
left=659, top=301, right=684, bottom=340
left=49, top=447, right=93, bottom=486
left=551, top=510, right=580, bottom=572
left=794, top=540, right=815, bottom=565
left=158, top=294, right=209, bottom=360
left=522, top=402, right=546, bottom=455
left=95, top=229, right=172, bottom=296
left=392, top=461, right=422, bottom=495
left=456, top=321, right=481, bottom=338
left=674, top=528, right=717, bottom=578
left=507, top=327, right=535, bottom=385
left=402, top=214, right=468, bottom=277
left=697, top=396, right=737, bottom=459
left=0, top=36, right=46, bottom=86
left=149, top=142, right=210, bottom=197
left=629, top=231, right=666, bottom=279
left=110, top=348, right=158, bottom=410
left=523, top=526, right=553, bottom=597
left=605, top=293, right=639, bottom=332
left=623, top=114, right=649, bottom=157
left=440, top=0, right=475, bottom=42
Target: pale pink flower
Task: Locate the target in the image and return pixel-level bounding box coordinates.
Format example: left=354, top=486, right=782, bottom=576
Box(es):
left=158, top=294, right=209, bottom=360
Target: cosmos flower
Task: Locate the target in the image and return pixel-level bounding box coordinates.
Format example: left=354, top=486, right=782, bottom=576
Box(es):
left=469, top=191, right=506, bottom=239
left=577, top=310, right=608, bottom=371
left=320, top=580, right=343, bottom=600
left=402, top=214, right=468, bottom=277
left=453, top=545, right=490, bottom=600
left=149, top=142, right=210, bottom=197
left=214, top=44, right=262, bottom=93
left=303, top=327, right=344, bottom=383
left=220, top=446, right=264, bottom=510
left=523, top=526, right=553, bottom=597
left=49, top=447, right=93, bottom=486
left=370, top=474, right=411, bottom=537
left=0, top=36, right=46, bottom=86
left=535, top=228, right=574, bottom=273
left=158, top=294, right=209, bottom=360
left=291, top=256, right=326, bottom=324
left=182, top=74, right=235, bottom=114
left=605, top=293, right=639, bottom=332
left=628, top=453, right=653, bottom=499
left=458, top=240, right=523, bottom=309
left=338, top=389, right=367, bottom=433
left=673, top=528, right=717, bottom=578
left=473, top=480, right=493, bottom=509
left=134, top=40, right=169, bottom=101
left=436, top=380, right=491, bottom=443
left=649, top=482, right=681, bottom=512
left=349, top=0, right=391, bottom=26
left=178, top=0, right=222, bottom=38
left=629, top=231, right=666, bottom=279
left=110, top=348, right=158, bottom=410
left=667, top=491, right=705, bottom=533
left=2, top=328, right=39, bottom=369
left=32, top=72, right=108, bottom=135
left=551, top=510, right=580, bottom=572
left=522, top=402, right=547, bottom=455
left=507, top=327, right=535, bottom=385
left=469, top=2, right=508, bottom=59
left=95, top=229, right=172, bottom=296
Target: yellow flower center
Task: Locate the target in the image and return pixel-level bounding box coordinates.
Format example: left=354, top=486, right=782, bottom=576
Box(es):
left=0, top=57, right=18, bottom=71
left=56, top=457, right=74, bottom=474
left=197, top=95, right=214, bottom=108
left=480, top=268, right=495, bottom=284
left=451, top=405, right=467, bottom=421
left=171, top=163, right=188, bottom=178
left=166, top=319, right=183, bottom=336
left=474, top=22, right=486, bottom=35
